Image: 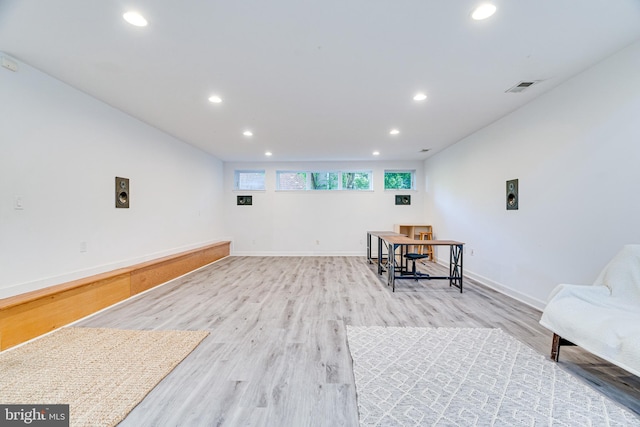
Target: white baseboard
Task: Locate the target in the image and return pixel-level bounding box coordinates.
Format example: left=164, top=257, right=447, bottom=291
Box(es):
left=231, top=251, right=363, bottom=257
left=450, top=264, right=546, bottom=311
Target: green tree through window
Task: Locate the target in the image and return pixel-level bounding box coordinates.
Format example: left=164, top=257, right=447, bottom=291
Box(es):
left=342, top=172, right=370, bottom=190
left=384, top=171, right=414, bottom=190
left=276, top=170, right=372, bottom=190
left=310, top=172, right=338, bottom=190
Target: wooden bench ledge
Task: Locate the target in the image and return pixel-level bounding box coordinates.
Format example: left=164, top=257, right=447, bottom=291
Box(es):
left=0, top=241, right=230, bottom=350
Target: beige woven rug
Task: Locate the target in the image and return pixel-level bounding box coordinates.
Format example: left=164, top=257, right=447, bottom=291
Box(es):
left=0, top=327, right=209, bottom=427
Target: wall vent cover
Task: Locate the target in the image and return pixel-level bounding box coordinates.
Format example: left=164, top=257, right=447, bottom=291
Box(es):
left=505, top=81, right=538, bottom=93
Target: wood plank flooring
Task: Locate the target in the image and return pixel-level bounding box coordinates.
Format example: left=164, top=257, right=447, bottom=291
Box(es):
left=75, top=256, right=640, bottom=426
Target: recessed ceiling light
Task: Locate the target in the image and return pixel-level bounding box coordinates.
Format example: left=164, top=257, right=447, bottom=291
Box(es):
left=243, top=130, right=253, bottom=137
left=389, top=129, right=400, bottom=135
left=123, top=11, right=148, bottom=27
left=413, top=93, right=427, bottom=101
left=471, top=4, right=496, bottom=20
left=373, top=151, right=380, bottom=156
left=265, top=151, right=272, bottom=157
left=208, top=95, right=222, bottom=103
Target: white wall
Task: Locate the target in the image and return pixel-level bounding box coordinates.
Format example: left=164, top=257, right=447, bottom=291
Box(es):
left=423, top=40, right=640, bottom=309
left=224, top=161, right=425, bottom=255
left=7, top=40, right=638, bottom=306
left=0, top=55, right=226, bottom=298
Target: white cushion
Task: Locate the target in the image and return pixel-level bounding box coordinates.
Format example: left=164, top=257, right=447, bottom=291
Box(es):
left=539, top=245, right=640, bottom=378
left=593, top=244, right=640, bottom=302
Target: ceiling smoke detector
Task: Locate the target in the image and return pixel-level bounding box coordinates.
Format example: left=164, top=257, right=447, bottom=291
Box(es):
left=505, top=81, right=539, bottom=93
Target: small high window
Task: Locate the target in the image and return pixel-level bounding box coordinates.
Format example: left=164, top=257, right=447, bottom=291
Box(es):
left=310, top=172, right=339, bottom=190
left=384, top=170, right=415, bottom=190
left=277, top=171, right=307, bottom=190
left=276, top=171, right=373, bottom=191
left=342, top=172, right=371, bottom=190
left=234, top=170, right=265, bottom=191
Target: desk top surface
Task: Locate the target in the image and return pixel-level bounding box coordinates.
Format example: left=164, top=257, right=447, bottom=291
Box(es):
left=381, top=235, right=464, bottom=246
left=367, top=231, right=405, bottom=237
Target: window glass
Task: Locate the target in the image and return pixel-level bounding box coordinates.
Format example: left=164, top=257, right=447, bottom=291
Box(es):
left=342, top=172, right=371, bottom=190
left=310, top=172, right=339, bottom=190
left=234, top=170, right=265, bottom=190
left=277, top=171, right=307, bottom=190
left=276, top=170, right=373, bottom=191
left=384, top=170, right=415, bottom=190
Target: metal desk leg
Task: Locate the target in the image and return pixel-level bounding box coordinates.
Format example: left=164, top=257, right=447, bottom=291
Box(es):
left=449, top=244, right=463, bottom=293
left=390, top=244, right=397, bottom=292
left=377, top=236, right=383, bottom=275
left=400, top=244, right=408, bottom=275
left=367, top=232, right=372, bottom=264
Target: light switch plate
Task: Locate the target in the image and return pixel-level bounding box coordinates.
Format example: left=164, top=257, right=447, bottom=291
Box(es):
left=14, top=195, right=24, bottom=210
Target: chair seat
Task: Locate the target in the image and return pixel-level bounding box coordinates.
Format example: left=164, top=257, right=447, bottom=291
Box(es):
left=402, top=253, right=430, bottom=279
left=405, top=253, right=429, bottom=261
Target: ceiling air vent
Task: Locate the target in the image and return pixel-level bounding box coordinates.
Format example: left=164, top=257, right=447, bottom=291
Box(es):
left=420, top=148, right=430, bottom=153
left=505, top=81, right=538, bottom=93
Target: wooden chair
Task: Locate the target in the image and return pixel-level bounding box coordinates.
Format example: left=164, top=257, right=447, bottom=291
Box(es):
left=418, top=229, right=435, bottom=262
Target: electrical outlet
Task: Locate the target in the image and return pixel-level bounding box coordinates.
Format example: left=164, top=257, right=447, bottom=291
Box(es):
left=14, top=195, right=24, bottom=210
left=80, top=242, right=87, bottom=253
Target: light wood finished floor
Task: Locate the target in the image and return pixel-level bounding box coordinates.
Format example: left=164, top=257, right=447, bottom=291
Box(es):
left=75, top=256, right=640, bottom=426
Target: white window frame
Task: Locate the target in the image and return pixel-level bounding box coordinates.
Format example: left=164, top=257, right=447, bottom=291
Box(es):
left=234, top=170, right=266, bottom=191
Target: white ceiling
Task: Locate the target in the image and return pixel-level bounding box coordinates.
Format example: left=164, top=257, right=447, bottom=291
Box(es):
left=1, top=0, right=640, bottom=162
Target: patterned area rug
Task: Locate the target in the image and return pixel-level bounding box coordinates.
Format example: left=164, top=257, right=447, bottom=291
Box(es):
left=0, top=327, right=208, bottom=427
left=347, top=327, right=640, bottom=426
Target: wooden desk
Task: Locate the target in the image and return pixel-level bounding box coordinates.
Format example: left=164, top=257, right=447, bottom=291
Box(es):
left=394, top=224, right=434, bottom=259
left=366, top=231, right=405, bottom=275
left=380, top=235, right=464, bottom=292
